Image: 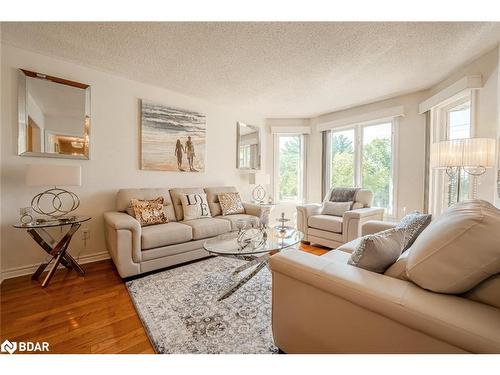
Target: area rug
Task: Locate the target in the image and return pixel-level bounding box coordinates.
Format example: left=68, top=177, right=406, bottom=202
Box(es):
left=126, top=256, right=278, bottom=354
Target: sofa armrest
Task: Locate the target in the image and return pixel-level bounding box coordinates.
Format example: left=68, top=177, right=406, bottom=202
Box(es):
left=269, top=250, right=500, bottom=353
left=103, top=211, right=142, bottom=266
left=242, top=202, right=264, bottom=217
left=342, top=207, right=385, bottom=242
left=296, top=204, right=322, bottom=241
left=362, top=220, right=397, bottom=236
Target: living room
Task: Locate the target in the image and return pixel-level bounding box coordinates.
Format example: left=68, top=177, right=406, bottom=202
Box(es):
left=1, top=1, right=500, bottom=372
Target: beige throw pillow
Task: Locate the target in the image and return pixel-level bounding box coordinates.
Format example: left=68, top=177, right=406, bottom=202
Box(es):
left=348, top=228, right=405, bottom=273
left=130, top=197, right=168, bottom=227
left=180, top=193, right=212, bottom=221
left=322, top=201, right=353, bottom=216
left=218, top=192, right=244, bottom=216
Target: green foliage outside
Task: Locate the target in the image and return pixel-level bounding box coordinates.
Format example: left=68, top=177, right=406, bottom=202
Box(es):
left=331, top=134, right=354, bottom=188
left=362, top=138, right=391, bottom=208
left=331, top=134, right=392, bottom=210
left=278, top=136, right=300, bottom=201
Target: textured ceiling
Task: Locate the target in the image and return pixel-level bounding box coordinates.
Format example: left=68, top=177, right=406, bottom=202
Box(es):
left=2, top=22, right=500, bottom=117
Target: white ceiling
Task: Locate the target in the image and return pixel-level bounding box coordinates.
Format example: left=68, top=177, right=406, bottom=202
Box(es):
left=2, top=22, right=500, bottom=117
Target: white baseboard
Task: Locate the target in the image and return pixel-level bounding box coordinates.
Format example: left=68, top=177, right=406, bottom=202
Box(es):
left=0, top=251, right=110, bottom=282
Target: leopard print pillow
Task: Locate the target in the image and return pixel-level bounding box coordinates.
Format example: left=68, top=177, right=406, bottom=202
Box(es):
left=130, top=197, right=168, bottom=226
left=218, top=192, right=244, bottom=216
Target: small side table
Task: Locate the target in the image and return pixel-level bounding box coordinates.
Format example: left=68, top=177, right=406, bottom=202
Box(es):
left=13, top=216, right=91, bottom=287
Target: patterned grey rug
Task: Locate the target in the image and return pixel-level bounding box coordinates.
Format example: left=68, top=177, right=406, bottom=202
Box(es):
left=126, top=256, right=277, bottom=354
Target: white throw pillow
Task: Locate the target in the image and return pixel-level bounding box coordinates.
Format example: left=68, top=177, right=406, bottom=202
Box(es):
left=322, top=201, right=353, bottom=216
left=180, top=193, right=212, bottom=221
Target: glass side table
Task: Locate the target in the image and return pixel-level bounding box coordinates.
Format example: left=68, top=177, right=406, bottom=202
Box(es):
left=13, top=216, right=91, bottom=287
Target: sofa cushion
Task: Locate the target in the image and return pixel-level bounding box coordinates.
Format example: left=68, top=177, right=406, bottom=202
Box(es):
left=170, top=187, right=205, bottom=221
left=396, top=211, right=432, bottom=252
left=463, top=274, right=500, bottom=309
left=321, top=201, right=353, bottom=217
left=182, top=217, right=231, bottom=240
left=384, top=250, right=410, bottom=280
left=348, top=228, right=405, bottom=273
left=141, top=222, right=193, bottom=250
left=308, top=215, right=343, bottom=233
left=117, top=188, right=176, bottom=222
left=216, top=214, right=259, bottom=230
left=204, top=186, right=239, bottom=217
left=406, top=200, right=500, bottom=294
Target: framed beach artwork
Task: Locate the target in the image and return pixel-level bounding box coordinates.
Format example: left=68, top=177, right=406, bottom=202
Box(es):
left=140, top=100, right=206, bottom=172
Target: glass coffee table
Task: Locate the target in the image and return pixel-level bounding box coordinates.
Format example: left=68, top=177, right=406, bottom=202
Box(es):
left=203, top=227, right=303, bottom=301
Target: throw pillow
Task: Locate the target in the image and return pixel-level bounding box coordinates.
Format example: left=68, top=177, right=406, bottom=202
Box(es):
left=180, top=193, right=212, bottom=221
left=218, top=192, right=245, bottom=215
left=130, top=197, right=168, bottom=227
left=321, top=201, right=353, bottom=216
left=396, top=211, right=432, bottom=252
left=348, top=228, right=405, bottom=273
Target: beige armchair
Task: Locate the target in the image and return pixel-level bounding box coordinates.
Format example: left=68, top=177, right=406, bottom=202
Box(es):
left=296, top=189, right=384, bottom=248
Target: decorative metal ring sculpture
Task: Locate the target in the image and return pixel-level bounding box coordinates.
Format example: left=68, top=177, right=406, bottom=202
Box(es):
left=252, top=184, right=266, bottom=203
left=31, top=188, right=80, bottom=218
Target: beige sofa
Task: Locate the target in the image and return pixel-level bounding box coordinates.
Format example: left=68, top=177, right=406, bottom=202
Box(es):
left=104, top=186, right=265, bottom=278
left=297, top=189, right=384, bottom=248
left=270, top=201, right=500, bottom=353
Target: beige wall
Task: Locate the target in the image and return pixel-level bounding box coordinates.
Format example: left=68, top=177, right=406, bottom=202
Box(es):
left=0, top=44, right=265, bottom=275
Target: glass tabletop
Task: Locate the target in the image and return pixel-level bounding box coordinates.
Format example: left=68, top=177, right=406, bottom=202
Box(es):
left=203, top=227, right=303, bottom=256
left=13, top=216, right=91, bottom=229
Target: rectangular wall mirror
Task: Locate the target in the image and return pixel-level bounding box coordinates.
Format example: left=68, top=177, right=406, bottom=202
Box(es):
left=18, top=69, right=91, bottom=159
left=237, top=122, right=261, bottom=170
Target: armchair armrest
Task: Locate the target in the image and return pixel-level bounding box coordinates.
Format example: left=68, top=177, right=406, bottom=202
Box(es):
left=342, top=207, right=385, bottom=242
left=103, top=211, right=142, bottom=266
left=269, top=250, right=500, bottom=353
left=296, top=204, right=322, bottom=241
left=362, top=220, right=397, bottom=236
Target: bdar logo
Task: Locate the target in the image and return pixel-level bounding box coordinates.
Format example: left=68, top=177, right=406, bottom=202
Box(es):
left=1, top=339, right=17, bottom=354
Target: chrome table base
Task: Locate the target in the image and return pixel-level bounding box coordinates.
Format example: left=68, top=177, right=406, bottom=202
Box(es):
left=28, top=223, right=85, bottom=287
left=217, top=252, right=272, bottom=301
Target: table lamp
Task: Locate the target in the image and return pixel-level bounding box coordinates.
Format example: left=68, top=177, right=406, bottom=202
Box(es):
left=431, top=137, right=496, bottom=200
left=249, top=172, right=271, bottom=203
left=26, top=164, right=82, bottom=218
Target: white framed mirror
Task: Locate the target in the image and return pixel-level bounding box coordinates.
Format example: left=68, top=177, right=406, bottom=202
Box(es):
left=18, top=69, right=91, bottom=159
left=236, top=122, right=261, bottom=170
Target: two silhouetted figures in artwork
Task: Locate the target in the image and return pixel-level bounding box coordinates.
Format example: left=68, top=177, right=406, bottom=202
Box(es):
left=175, top=136, right=197, bottom=172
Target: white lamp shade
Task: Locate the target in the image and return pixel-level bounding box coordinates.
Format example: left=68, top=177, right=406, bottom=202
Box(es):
left=249, top=172, right=271, bottom=185
left=26, top=164, right=82, bottom=187
left=431, top=138, right=496, bottom=169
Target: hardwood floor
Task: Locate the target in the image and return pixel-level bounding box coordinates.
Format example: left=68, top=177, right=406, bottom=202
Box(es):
left=0, top=244, right=328, bottom=354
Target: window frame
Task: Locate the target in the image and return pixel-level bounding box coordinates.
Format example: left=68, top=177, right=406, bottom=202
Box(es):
left=273, top=133, right=307, bottom=204
left=324, top=117, right=399, bottom=218
left=428, top=91, right=475, bottom=215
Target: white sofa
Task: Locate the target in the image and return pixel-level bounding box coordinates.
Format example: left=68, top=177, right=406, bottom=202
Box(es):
left=103, top=186, right=266, bottom=278
left=297, top=189, right=384, bottom=248
left=270, top=200, right=500, bottom=353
